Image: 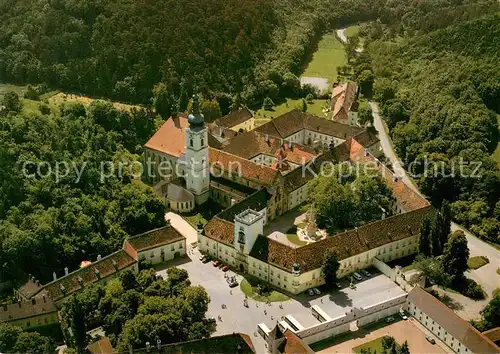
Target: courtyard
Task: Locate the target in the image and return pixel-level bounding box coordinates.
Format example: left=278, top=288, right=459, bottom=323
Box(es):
left=157, top=245, right=407, bottom=354
left=313, top=318, right=449, bottom=354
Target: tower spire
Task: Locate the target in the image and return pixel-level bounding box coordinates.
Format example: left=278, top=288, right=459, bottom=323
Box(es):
left=188, top=94, right=204, bottom=129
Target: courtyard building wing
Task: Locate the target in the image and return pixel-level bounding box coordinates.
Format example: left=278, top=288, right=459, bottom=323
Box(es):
left=408, top=287, right=500, bottom=354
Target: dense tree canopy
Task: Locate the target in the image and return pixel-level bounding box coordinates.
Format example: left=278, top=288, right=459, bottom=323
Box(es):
left=355, top=10, right=500, bottom=245
left=61, top=268, right=212, bottom=352
left=1, top=0, right=477, bottom=108
left=0, top=100, right=165, bottom=282
left=0, top=324, right=54, bottom=354
left=309, top=167, right=393, bottom=232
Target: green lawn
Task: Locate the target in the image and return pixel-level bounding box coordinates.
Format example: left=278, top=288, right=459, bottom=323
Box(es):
left=468, top=256, right=489, bottom=270
left=345, top=25, right=360, bottom=38
left=254, top=99, right=330, bottom=126
left=0, top=83, right=25, bottom=101
left=183, top=213, right=209, bottom=229
left=302, top=33, right=346, bottom=84
left=353, top=336, right=394, bottom=354
left=240, top=277, right=290, bottom=302
left=286, top=234, right=308, bottom=247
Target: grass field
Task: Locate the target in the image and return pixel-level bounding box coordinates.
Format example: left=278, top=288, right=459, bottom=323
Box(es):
left=47, top=92, right=142, bottom=112
left=240, top=277, right=290, bottom=302
left=345, top=24, right=365, bottom=49
left=254, top=98, right=331, bottom=126
left=301, top=32, right=346, bottom=84
left=467, top=256, right=489, bottom=270
left=353, top=336, right=393, bottom=354
left=0, top=83, right=25, bottom=101
left=286, top=234, right=308, bottom=247
left=345, top=25, right=360, bottom=38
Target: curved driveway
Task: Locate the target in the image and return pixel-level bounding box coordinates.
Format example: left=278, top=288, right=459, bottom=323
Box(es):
left=369, top=101, right=500, bottom=299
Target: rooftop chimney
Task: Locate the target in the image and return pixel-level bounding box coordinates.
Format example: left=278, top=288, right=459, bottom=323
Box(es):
left=157, top=339, right=162, bottom=351
left=52, top=272, right=57, bottom=281
left=64, top=267, right=69, bottom=276
left=97, top=254, right=102, bottom=261
left=265, top=134, right=269, bottom=143
left=95, top=269, right=100, bottom=279
left=78, top=276, right=84, bottom=286
left=36, top=280, right=40, bottom=286
left=393, top=174, right=398, bottom=182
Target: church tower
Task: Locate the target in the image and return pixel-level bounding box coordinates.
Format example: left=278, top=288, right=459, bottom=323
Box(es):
left=185, top=94, right=210, bottom=205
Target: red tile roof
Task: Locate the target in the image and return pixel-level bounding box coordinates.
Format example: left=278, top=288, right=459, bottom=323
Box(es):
left=87, top=337, right=114, bottom=354
left=144, top=115, right=188, bottom=157
left=280, top=329, right=314, bottom=354
left=349, top=139, right=430, bottom=211
left=222, top=130, right=317, bottom=165
left=214, top=107, right=253, bottom=128
left=123, top=225, right=185, bottom=257
left=209, top=148, right=280, bottom=186
left=408, top=287, right=500, bottom=354
left=250, top=206, right=434, bottom=273
left=203, top=217, right=235, bottom=246
left=40, top=250, right=136, bottom=301
left=483, top=328, right=500, bottom=345
left=255, top=110, right=364, bottom=140
left=331, top=82, right=358, bottom=123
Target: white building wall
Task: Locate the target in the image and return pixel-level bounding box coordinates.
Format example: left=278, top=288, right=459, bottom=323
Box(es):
left=406, top=302, right=471, bottom=354
left=137, top=240, right=186, bottom=265
left=288, top=183, right=309, bottom=210
left=304, top=129, right=345, bottom=148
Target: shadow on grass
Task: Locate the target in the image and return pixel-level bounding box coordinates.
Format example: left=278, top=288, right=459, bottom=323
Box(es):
left=310, top=318, right=402, bottom=352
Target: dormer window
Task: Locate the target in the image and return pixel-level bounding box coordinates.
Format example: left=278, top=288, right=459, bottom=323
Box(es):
left=201, top=138, right=204, bottom=146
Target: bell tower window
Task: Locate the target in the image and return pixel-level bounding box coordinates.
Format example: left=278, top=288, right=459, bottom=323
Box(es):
left=201, top=138, right=204, bottom=146
left=190, top=139, right=193, bottom=147
left=238, top=230, right=245, bottom=244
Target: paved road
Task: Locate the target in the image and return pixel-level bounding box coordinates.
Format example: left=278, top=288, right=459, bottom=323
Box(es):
left=336, top=28, right=348, bottom=43
left=370, top=101, right=500, bottom=300
left=160, top=248, right=405, bottom=353
left=336, top=28, right=363, bottom=52
left=165, top=212, right=198, bottom=245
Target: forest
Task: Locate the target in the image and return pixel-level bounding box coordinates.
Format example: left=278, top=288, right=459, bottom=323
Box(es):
left=0, top=95, right=165, bottom=282
left=2, top=0, right=488, bottom=110
left=353, top=10, right=500, bottom=244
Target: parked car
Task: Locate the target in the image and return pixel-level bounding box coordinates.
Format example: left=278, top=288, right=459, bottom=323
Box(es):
left=313, top=288, right=321, bottom=295
left=204, top=317, right=216, bottom=325
left=222, top=265, right=229, bottom=272
left=426, top=336, right=436, bottom=345
left=202, top=256, right=211, bottom=263
left=385, top=316, right=395, bottom=323
left=353, top=272, right=363, bottom=281
left=361, top=269, right=371, bottom=277
left=199, top=255, right=206, bottom=261
left=399, top=312, right=408, bottom=320
left=212, top=260, right=220, bottom=267
left=307, top=289, right=314, bottom=296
